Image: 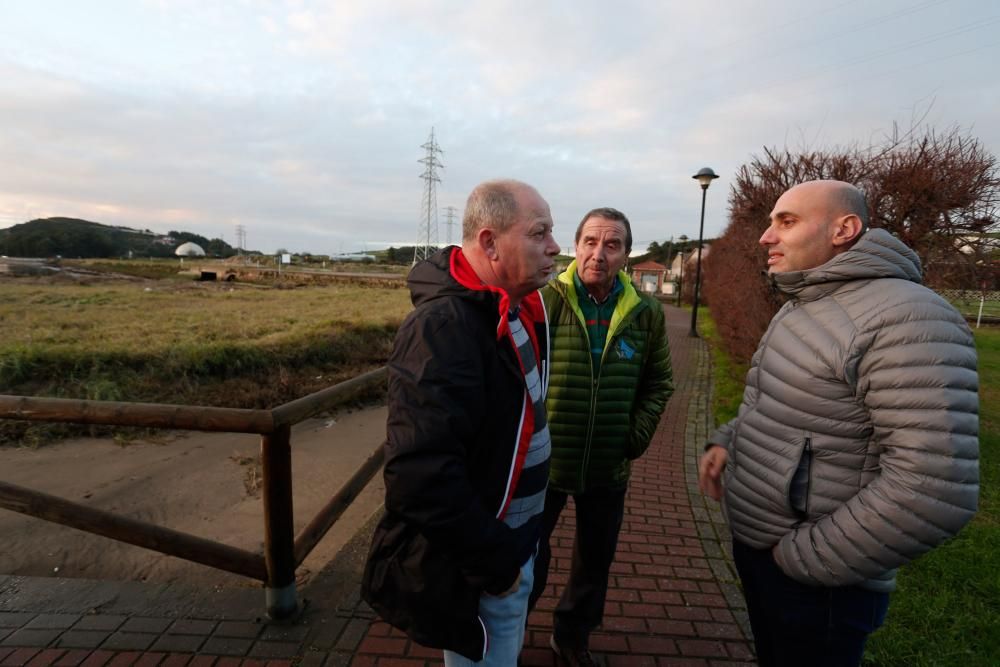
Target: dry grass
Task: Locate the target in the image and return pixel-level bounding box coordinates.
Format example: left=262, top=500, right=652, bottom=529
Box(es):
left=229, top=453, right=263, bottom=497
left=0, top=279, right=412, bottom=445
left=0, top=282, right=410, bottom=354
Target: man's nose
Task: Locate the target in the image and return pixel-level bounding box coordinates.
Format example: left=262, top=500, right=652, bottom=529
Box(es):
left=546, top=236, right=560, bottom=255
left=759, top=226, right=776, bottom=246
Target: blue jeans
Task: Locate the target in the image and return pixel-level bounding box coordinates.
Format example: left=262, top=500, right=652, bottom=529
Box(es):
left=732, top=540, right=889, bottom=667
left=444, top=552, right=535, bottom=666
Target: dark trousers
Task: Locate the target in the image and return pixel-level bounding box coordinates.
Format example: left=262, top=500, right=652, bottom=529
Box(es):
left=732, top=540, right=890, bottom=667
left=529, top=485, right=627, bottom=648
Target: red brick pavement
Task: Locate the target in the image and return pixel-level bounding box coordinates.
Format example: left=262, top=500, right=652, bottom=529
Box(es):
left=353, top=304, right=755, bottom=666
left=0, top=650, right=293, bottom=667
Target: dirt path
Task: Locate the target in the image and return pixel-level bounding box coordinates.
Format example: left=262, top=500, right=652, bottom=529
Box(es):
left=0, top=405, right=387, bottom=589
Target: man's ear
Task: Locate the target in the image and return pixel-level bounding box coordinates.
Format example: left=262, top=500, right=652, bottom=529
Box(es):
left=477, top=228, right=498, bottom=260
left=832, top=214, right=863, bottom=247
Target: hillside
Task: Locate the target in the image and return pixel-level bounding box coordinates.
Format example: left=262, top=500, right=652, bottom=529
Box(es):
left=0, top=217, right=236, bottom=259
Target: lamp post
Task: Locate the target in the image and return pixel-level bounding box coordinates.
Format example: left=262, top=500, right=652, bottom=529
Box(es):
left=689, top=167, right=719, bottom=337
left=675, top=234, right=688, bottom=307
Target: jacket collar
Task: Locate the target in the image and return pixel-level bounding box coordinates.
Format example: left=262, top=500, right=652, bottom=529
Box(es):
left=448, top=247, right=547, bottom=341
left=556, top=261, right=643, bottom=339
left=771, top=229, right=923, bottom=302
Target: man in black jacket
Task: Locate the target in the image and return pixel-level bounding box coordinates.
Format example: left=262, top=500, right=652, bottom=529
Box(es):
left=362, top=179, right=561, bottom=665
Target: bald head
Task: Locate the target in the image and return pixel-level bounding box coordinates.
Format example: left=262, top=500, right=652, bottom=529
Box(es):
left=760, top=180, right=868, bottom=273
left=459, top=178, right=559, bottom=305
left=788, top=180, right=870, bottom=232
left=463, top=179, right=540, bottom=242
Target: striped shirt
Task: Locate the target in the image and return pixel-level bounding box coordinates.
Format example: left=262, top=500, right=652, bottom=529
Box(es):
left=503, top=310, right=551, bottom=543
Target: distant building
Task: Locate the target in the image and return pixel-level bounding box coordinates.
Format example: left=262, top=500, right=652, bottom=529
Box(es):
left=631, top=260, right=668, bottom=294
left=175, top=242, right=206, bottom=257
left=659, top=244, right=711, bottom=296
left=334, top=253, right=376, bottom=263
left=956, top=234, right=1000, bottom=255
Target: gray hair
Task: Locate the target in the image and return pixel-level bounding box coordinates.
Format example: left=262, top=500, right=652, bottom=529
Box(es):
left=575, top=207, right=633, bottom=253
left=462, top=179, right=527, bottom=242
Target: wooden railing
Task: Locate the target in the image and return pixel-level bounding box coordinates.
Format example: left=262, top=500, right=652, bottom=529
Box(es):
left=0, top=367, right=388, bottom=619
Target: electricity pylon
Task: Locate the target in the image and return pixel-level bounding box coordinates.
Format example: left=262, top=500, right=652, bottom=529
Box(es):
left=413, top=128, right=444, bottom=264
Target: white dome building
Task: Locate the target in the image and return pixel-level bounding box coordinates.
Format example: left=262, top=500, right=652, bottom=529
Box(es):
left=175, top=242, right=206, bottom=257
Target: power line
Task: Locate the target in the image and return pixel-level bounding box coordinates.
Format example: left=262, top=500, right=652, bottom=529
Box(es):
left=413, top=127, right=444, bottom=264
left=443, top=206, right=459, bottom=245
left=235, top=224, right=246, bottom=257
left=696, top=0, right=950, bottom=87
left=696, top=14, right=1000, bottom=109
left=782, top=15, right=1000, bottom=86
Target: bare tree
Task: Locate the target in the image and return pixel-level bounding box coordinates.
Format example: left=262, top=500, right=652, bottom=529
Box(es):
left=703, top=127, right=999, bottom=363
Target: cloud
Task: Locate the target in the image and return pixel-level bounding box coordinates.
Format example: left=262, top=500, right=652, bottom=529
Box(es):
left=1, top=0, right=997, bottom=254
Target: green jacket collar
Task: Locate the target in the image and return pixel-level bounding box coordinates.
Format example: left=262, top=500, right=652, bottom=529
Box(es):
left=557, top=261, right=643, bottom=353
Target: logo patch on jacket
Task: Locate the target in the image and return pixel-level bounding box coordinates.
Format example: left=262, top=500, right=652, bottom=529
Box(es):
left=616, top=337, right=635, bottom=360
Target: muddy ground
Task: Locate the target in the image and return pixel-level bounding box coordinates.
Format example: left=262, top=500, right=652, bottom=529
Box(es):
left=0, top=406, right=387, bottom=590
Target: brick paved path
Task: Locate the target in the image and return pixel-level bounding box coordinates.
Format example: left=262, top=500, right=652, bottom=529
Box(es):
left=355, top=304, right=754, bottom=666
left=0, top=304, right=754, bottom=667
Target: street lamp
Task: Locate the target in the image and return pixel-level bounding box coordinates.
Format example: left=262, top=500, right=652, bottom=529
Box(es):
left=675, top=234, right=688, bottom=307
left=689, top=167, right=719, bottom=337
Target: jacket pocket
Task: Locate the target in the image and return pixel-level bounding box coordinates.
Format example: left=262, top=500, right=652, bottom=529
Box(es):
left=362, top=520, right=484, bottom=660
left=788, top=438, right=812, bottom=518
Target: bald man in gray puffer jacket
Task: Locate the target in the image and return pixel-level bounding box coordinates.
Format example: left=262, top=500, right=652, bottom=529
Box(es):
left=698, top=180, right=979, bottom=667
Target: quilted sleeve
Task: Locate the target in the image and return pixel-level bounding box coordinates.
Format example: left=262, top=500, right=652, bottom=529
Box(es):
left=775, top=298, right=980, bottom=586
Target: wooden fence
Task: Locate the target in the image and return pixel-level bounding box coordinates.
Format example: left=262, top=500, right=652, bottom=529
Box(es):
left=936, top=288, right=1000, bottom=326
left=0, top=367, right=387, bottom=619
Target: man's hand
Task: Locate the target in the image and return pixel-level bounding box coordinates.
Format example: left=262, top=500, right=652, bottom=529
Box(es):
left=698, top=445, right=729, bottom=501
left=492, top=570, right=522, bottom=598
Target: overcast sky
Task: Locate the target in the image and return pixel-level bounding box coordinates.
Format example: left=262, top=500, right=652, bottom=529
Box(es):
left=2, top=0, right=998, bottom=255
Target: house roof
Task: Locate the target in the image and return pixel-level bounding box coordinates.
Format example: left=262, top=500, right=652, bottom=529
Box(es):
left=632, top=260, right=667, bottom=271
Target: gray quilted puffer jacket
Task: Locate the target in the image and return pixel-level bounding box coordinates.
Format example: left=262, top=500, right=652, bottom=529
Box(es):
left=709, top=228, right=979, bottom=592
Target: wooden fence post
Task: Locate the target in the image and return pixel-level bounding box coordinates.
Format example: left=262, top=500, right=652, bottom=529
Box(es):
left=261, top=425, right=297, bottom=619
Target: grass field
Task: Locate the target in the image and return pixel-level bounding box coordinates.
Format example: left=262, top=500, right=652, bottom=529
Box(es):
left=63, top=258, right=193, bottom=281
left=699, top=312, right=748, bottom=427
left=942, top=291, right=1000, bottom=321
left=0, top=280, right=412, bottom=445
left=1, top=282, right=409, bottom=355
left=703, top=311, right=1000, bottom=666
left=949, top=299, right=1000, bottom=320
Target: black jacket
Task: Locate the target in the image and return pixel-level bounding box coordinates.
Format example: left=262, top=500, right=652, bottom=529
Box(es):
left=361, top=247, right=550, bottom=660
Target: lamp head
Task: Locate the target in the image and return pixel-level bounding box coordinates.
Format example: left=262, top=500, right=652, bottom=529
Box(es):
left=692, top=167, right=719, bottom=190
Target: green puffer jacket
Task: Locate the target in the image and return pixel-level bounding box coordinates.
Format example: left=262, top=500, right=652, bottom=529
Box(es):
left=543, top=262, right=673, bottom=493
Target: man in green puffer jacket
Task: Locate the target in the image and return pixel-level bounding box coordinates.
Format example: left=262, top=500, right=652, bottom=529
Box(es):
left=529, top=207, right=673, bottom=666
